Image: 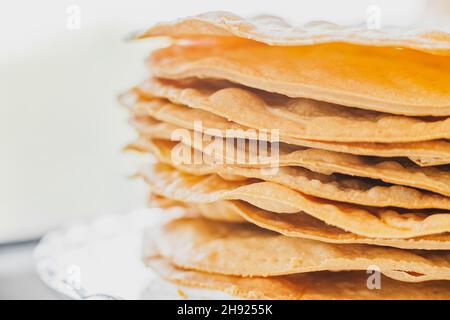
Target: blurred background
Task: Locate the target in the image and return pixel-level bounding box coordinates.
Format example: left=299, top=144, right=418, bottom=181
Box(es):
left=0, top=0, right=448, bottom=299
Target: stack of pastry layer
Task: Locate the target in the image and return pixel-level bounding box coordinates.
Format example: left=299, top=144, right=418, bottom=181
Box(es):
left=124, top=12, right=450, bottom=299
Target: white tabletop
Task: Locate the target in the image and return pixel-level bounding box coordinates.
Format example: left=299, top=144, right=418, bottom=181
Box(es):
left=0, top=241, right=58, bottom=299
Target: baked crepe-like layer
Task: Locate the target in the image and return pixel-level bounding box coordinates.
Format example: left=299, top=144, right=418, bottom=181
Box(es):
left=193, top=200, right=450, bottom=250
left=139, top=163, right=450, bottom=239
left=137, top=78, right=450, bottom=142
left=146, top=255, right=450, bottom=300
left=149, top=39, right=450, bottom=116
left=125, top=94, right=450, bottom=166
left=138, top=138, right=450, bottom=209
left=148, top=217, right=450, bottom=282
left=128, top=131, right=450, bottom=198
left=148, top=195, right=450, bottom=250
left=138, top=11, right=450, bottom=55
left=147, top=193, right=246, bottom=223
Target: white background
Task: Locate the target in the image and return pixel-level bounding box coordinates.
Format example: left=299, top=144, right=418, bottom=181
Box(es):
left=0, top=0, right=448, bottom=243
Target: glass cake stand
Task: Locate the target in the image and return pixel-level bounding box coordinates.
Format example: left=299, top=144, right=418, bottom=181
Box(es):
left=34, top=208, right=233, bottom=300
